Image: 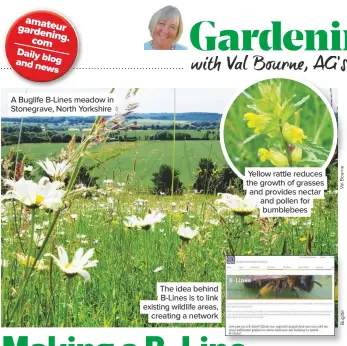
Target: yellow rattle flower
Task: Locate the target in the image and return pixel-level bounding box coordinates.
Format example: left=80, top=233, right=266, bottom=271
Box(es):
left=244, top=113, right=271, bottom=134
left=291, top=147, right=302, bottom=163
left=282, top=122, right=307, bottom=144
left=258, top=148, right=289, bottom=167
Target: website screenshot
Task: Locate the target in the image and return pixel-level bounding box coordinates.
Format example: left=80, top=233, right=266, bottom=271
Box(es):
left=226, top=256, right=335, bottom=336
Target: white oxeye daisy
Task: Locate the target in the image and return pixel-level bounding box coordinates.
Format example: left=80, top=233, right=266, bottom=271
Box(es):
left=141, top=212, right=165, bottom=228
left=37, top=158, right=72, bottom=181
left=215, top=194, right=258, bottom=216
left=177, top=224, right=199, bottom=241
left=45, top=246, right=98, bottom=281
left=24, top=165, right=33, bottom=172
left=124, top=212, right=165, bottom=230
left=2, top=177, right=64, bottom=211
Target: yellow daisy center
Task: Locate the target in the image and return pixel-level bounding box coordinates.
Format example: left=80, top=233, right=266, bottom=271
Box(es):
left=36, top=194, right=44, bottom=204
left=65, top=263, right=76, bottom=269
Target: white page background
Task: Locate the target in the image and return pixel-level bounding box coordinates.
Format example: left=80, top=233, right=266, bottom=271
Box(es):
left=0, top=0, right=346, bottom=345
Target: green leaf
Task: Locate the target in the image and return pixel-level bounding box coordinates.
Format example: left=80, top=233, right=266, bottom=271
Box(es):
left=242, top=132, right=261, bottom=145
left=294, top=95, right=310, bottom=107
left=296, top=139, right=330, bottom=159
left=280, top=98, right=297, bottom=122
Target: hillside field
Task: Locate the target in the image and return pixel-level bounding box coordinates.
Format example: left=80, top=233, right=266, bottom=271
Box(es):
left=1, top=140, right=227, bottom=187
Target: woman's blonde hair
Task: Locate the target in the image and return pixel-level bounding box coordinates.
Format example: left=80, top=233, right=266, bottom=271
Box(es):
left=148, top=5, right=183, bottom=43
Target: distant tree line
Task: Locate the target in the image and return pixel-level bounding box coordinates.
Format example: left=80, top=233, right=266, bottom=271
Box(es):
left=1, top=116, right=97, bottom=124
left=3, top=127, right=220, bottom=145
left=2, top=116, right=220, bottom=128
left=129, top=112, right=221, bottom=122
left=139, top=122, right=219, bottom=130
left=1, top=125, right=83, bottom=145
left=145, top=130, right=219, bottom=140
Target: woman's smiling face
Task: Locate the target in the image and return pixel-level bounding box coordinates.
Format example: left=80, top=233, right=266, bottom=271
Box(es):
left=153, top=18, right=178, bottom=49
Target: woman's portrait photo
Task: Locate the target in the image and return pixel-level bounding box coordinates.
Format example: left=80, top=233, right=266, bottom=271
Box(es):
left=144, top=5, right=187, bottom=50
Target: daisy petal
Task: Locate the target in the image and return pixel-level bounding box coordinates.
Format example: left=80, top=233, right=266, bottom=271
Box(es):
left=78, top=269, right=91, bottom=281
left=83, top=259, right=99, bottom=268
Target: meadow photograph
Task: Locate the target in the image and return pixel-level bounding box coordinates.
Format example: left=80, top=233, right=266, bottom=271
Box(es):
left=0, top=87, right=338, bottom=327
left=226, top=275, right=333, bottom=300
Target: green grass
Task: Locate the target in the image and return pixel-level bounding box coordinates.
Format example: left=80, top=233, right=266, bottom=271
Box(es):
left=1, top=183, right=338, bottom=327
left=1, top=143, right=68, bottom=160
left=1, top=141, right=227, bottom=186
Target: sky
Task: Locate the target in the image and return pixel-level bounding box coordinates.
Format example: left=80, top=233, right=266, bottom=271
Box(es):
left=1, top=87, right=338, bottom=117
left=1, top=88, right=237, bottom=116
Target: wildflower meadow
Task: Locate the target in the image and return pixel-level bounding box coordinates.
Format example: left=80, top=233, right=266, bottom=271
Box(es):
left=1, top=87, right=338, bottom=327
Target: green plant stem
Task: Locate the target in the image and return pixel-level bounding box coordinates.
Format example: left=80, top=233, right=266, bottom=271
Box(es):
left=49, top=230, right=56, bottom=326
left=171, top=88, right=176, bottom=196
left=279, top=124, right=293, bottom=167
left=12, top=201, right=25, bottom=253
left=64, top=278, right=71, bottom=327
left=179, top=240, right=187, bottom=279
left=14, top=117, right=24, bottom=180
left=24, top=209, right=36, bottom=276
left=238, top=215, right=246, bottom=254
left=226, top=215, right=238, bottom=256
left=16, top=208, right=36, bottom=325
left=201, top=141, right=214, bottom=221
